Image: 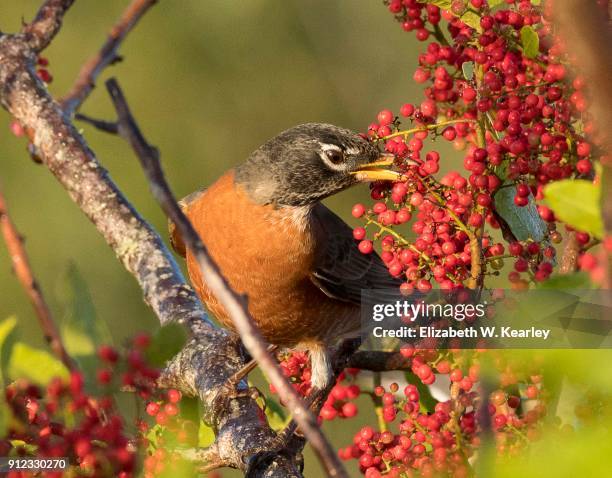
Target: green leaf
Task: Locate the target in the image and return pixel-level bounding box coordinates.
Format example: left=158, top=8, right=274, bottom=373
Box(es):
left=520, top=25, right=540, bottom=59
left=198, top=421, right=216, bottom=447
left=537, top=272, right=593, bottom=290
left=488, top=0, right=504, bottom=8
left=461, top=61, right=474, bottom=81
left=56, top=263, right=112, bottom=357
left=145, top=323, right=188, bottom=367
left=494, top=186, right=547, bottom=242
left=0, top=318, right=17, bottom=437
left=8, top=342, right=69, bottom=386
left=457, top=10, right=482, bottom=32
left=265, top=397, right=288, bottom=431
left=418, top=0, right=483, bottom=32
left=405, top=372, right=437, bottom=412
left=543, top=179, right=604, bottom=238
left=0, top=317, right=18, bottom=384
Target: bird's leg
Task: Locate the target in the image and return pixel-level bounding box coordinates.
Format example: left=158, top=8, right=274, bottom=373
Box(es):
left=225, top=344, right=279, bottom=392
left=210, top=344, right=278, bottom=419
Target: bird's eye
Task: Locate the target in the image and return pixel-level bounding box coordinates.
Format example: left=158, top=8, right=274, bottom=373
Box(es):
left=325, top=149, right=344, bottom=164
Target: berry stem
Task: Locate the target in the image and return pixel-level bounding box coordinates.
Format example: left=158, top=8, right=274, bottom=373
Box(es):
left=379, top=118, right=477, bottom=141
left=367, top=218, right=433, bottom=263
left=371, top=373, right=388, bottom=432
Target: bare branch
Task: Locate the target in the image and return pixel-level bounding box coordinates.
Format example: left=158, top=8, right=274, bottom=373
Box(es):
left=75, top=112, right=119, bottom=134
left=0, top=30, right=300, bottom=477
left=0, top=187, right=77, bottom=371
left=103, top=78, right=348, bottom=478
left=61, top=0, right=157, bottom=114
left=22, top=0, right=75, bottom=52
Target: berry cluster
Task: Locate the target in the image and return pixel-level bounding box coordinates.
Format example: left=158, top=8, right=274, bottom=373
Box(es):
left=2, top=335, right=155, bottom=478
left=352, top=0, right=608, bottom=290
left=273, top=350, right=314, bottom=397
left=336, top=350, right=548, bottom=477
left=319, top=370, right=361, bottom=421
left=0, top=333, right=199, bottom=478
left=141, top=388, right=199, bottom=478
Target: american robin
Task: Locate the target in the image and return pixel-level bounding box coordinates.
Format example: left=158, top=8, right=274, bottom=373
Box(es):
left=170, top=123, right=401, bottom=389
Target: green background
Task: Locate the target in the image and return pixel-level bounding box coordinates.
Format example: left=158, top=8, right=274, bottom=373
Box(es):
left=0, top=0, right=425, bottom=343
left=0, top=2, right=426, bottom=475
left=1, top=2, right=611, bottom=477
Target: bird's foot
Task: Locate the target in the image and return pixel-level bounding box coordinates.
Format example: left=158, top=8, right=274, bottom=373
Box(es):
left=211, top=345, right=278, bottom=418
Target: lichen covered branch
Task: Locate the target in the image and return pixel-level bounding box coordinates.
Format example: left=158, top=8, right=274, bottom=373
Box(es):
left=0, top=2, right=305, bottom=476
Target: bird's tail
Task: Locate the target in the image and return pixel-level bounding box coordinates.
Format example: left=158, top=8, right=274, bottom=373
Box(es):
left=308, top=342, right=333, bottom=390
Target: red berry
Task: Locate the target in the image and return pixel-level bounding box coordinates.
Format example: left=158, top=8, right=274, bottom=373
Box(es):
left=341, top=402, right=358, bottom=418
left=353, top=227, right=366, bottom=240
left=167, top=389, right=182, bottom=403
left=320, top=405, right=337, bottom=420
left=352, top=203, right=366, bottom=218
left=377, top=109, right=394, bottom=125
left=10, top=121, right=24, bottom=137
left=450, top=368, right=463, bottom=382
left=146, top=402, right=160, bottom=416
left=358, top=240, right=373, bottom=254
left=97, top=369, right=112, bottom=385
left=37, top=68, right=53, bottom=83
left=98, top=345, right=119, bottom=363
left=133, top=333, right=151, bottom=349
left=164, top=403, right=179, bottom=416
left=516, top=184, right=530, bottom=197
left=400, top=103, right=415, bottom=117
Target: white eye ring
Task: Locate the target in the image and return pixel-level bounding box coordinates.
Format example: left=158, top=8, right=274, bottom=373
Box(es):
left=319, top=143, right=347, bottom=171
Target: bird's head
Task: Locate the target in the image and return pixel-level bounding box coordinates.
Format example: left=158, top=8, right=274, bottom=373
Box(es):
left=235, top=123, right=400, bottom=207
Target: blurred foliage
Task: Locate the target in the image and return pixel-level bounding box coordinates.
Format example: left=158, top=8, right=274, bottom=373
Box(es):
left=0, top=1, right=610, bottom=477
left=544, top=177, right=604, bottom=238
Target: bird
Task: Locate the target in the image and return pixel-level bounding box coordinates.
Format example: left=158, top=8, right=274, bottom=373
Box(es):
left=169, top=123, right=402, bottom=390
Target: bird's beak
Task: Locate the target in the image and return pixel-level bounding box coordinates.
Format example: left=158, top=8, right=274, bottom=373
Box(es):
left=350, top=154, right=402, bottom=182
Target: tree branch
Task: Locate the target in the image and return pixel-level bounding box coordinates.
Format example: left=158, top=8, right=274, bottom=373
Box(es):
left=0, top=15, right=301, bottom=478
left=21, top=0, right=75, bottom=52
left=61, top=0, right=158, bottom=114
left=103, top=77, right=348, bottom=478
left=0, top=187, right=77, bottom=371
left=559, top=231, right=580, bottom=275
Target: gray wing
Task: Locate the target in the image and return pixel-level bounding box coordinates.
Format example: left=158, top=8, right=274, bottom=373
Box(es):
left=311, top=204, right=402, bottom=305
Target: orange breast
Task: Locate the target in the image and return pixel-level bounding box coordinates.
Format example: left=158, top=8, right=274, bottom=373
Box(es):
left=184, top=171, right=357, bottom=346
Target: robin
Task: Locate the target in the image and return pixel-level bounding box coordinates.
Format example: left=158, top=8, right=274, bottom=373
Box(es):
left=169, top=123, right=401, bottom=390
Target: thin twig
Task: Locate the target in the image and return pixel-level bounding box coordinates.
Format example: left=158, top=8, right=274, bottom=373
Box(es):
left=0, top=187, right=77, bottom=371
left=103, top=78, right=348, bottom=478
left=61, top=0, right=157, bottom=114
left=559, top=231, right=580, bottom=274
left=75, top=113, right=119, bottom=134
left=1, top=2, right=306, bottom=475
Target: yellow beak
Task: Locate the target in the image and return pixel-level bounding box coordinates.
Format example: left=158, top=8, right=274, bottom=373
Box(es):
left=350, top=154, right=402, bottom=182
